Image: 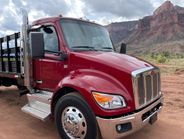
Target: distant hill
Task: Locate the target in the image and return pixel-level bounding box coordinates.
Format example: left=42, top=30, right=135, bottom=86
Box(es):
left=107, top=1, right=184, bottom=54
left=106, top=21, right=138, bottom=44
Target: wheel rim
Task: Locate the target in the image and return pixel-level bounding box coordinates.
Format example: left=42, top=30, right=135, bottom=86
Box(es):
left=61, top=106, right=87, bottom=139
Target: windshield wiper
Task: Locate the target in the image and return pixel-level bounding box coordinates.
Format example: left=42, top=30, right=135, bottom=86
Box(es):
left=98, top=47, right=114, bottom=51
left=71, top=46, right=98, bottom=51
left=100, top=47, right=113, bottom=50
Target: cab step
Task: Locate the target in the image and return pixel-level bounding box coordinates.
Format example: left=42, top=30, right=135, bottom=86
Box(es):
left=21, top=91, right=53, bottom=121
left=27, top=91, right=52, bottom=104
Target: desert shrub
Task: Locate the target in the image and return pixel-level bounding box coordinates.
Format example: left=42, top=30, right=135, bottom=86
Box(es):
left=157, top=54, right=167, bottom=63
left=162, top=51, right=170, bottom=58
left=180, top=55, right=184, bottom=58
left=175, top=53, right=184, bottom=58
left=151, top=53, right=156, bottom=59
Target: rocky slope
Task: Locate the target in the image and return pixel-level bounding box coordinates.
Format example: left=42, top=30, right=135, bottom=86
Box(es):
left=107, top=1, right=184, bottom=54
left=106, top=21, right=138, bottom=44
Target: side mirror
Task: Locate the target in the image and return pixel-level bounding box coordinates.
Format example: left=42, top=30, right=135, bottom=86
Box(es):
left=29, top=32, right=44, bottom=58
left=120, top=43, right=126, bottom=54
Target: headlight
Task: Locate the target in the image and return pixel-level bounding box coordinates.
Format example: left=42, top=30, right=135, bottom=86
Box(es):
left=92, top=91, right=127, bottom=110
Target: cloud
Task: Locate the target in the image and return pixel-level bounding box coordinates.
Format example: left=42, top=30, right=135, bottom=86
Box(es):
left=0, top=0, right=70, bottom=37
left=1, top=6, right=20, bottom=30
left=0, top=0, right=21, bottom=37
left=82, top=0, right=154, bottom=19
left=64, top=0, right=85, bottom=18
left=150, top=0, right=184, bottom=8
left=0, top=0, right=8, bottom=12
left=11, top=0, right=70, bottom=21
left=170, top=0, right=184, bottom=7
left=24, top=0, right=69, bottom=16
left=0, top=0, right=184, bottom=37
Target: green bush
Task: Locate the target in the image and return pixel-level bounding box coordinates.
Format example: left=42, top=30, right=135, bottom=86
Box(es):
left=157, top=54, right=167, bottom=63
left=162, top=51, right=170, bottom=58
left=151, top=53, right=156, bottom=59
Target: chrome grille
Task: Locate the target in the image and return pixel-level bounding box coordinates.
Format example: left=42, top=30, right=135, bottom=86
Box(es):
left=132, top=67, right=161, bottom=109
left=145, top=75, right=152, bottom=102
left=137, top=76, right=145, bottom=105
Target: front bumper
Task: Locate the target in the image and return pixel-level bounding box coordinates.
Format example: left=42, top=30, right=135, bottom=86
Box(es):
left=96, top=96, right=163, bottom=139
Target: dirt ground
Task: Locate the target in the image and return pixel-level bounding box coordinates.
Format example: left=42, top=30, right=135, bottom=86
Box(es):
left=0, top=73, right=184, bottom=139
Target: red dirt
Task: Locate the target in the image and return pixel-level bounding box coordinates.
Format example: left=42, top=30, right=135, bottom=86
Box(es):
left=0, top=73, right=184, bottom=139
left=175, top=68, right=184, bottom=75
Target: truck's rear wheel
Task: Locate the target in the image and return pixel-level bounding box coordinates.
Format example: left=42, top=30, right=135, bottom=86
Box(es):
left=55, top=93, right=99, bottom=139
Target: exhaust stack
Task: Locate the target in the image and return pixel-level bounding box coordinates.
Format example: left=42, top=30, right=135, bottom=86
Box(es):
left=20, top=9, right=33, bottom=91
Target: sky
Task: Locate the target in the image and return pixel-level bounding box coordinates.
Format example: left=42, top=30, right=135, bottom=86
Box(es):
left=0, top=0, right=184, bottom=37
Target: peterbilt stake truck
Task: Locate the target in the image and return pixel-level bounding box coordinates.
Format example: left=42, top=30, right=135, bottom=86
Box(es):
left=0, top=10, right=163, bottom=139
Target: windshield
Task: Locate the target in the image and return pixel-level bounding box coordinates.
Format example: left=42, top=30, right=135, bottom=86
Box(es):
left=60, top=19, right=114, bottom=51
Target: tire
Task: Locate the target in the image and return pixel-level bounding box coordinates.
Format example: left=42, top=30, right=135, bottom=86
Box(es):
left=55, top=92, right=99, bottom=139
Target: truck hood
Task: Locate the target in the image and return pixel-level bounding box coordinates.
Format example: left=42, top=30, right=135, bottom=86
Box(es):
left=69, top=51, right=154, bottom=114
left=71, top=51, right=152, bottom=73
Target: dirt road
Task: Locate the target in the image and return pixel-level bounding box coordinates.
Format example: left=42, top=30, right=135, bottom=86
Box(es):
left=0, top=73, right=184, bottom=139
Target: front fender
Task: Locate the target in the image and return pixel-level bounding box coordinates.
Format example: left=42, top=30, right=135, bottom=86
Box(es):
left=53, top=69, right=134, bottom=117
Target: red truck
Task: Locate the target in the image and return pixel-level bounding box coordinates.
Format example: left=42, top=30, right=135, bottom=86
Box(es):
left=0, top=11, right=163, bottom=139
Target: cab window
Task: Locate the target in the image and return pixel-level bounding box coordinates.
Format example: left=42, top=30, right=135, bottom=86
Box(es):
left=40, top=26, right=59, bottom=52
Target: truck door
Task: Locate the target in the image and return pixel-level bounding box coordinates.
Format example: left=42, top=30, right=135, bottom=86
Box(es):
left=33, top=25, right=66, bottom=91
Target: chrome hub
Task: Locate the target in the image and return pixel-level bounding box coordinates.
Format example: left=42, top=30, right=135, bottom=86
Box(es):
left=62, top=106, right=87, bottom=139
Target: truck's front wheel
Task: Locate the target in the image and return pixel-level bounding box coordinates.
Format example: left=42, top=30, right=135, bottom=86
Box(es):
left=55, top=93, right=99, bottom=139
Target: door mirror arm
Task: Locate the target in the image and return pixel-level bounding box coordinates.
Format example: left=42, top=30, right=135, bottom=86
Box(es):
left=45, top=50, right=68, bottom=61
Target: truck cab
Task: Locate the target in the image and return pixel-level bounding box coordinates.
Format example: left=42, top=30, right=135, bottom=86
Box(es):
left=0, top=13, right=163, bottom=139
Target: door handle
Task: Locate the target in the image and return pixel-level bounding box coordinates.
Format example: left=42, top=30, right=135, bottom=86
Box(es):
left=36, top=80, right=43, bottom=84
